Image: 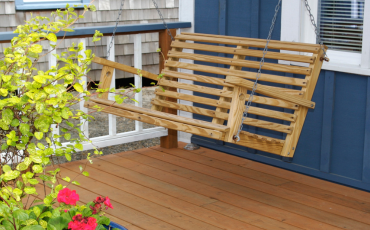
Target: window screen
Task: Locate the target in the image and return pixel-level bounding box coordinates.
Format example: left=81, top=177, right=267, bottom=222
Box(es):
left=319, top=0, right=365, bottom=52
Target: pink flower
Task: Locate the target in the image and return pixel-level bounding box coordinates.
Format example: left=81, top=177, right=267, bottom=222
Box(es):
left=104, top=196, right=113, bottom=209
left=57, top=188, right=80, bottom=205
left=68, top=215, right=97, bottom=230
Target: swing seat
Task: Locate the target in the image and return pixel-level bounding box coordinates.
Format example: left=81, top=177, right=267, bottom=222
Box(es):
left=85, top=32, right=327, bottom=158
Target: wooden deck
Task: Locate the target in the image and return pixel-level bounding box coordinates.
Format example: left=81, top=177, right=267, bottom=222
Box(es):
left=51, top=142, right=370, bottom=230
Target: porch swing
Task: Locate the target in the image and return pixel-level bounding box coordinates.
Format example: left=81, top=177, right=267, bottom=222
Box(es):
left=85, top=0, right=328, bottom=159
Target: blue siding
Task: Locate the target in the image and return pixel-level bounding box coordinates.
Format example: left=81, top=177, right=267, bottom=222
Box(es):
left=193, top=0, right=370, bottom=192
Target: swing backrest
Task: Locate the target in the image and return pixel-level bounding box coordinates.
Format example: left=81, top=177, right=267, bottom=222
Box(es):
left=151, top=32, right=325, bottom=157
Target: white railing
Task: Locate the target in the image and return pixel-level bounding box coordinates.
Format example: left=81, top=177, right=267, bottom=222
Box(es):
left=55, top=35, right=167, bottom=151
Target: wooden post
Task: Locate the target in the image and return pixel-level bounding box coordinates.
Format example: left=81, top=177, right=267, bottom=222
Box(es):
left=159, top=29, right=178, bottom=148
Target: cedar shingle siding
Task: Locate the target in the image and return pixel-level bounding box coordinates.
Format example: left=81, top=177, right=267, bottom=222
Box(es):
left=0, top=0, right=179, bottom=81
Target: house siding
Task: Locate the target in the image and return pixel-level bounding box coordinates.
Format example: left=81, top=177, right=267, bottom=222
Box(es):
left=193, top=0, right=370, bottom=192
left=0, top=0, right=179, bottom=81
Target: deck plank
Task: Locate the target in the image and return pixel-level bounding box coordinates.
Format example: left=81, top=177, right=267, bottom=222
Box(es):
left=151, top=146, right=370, bottom=225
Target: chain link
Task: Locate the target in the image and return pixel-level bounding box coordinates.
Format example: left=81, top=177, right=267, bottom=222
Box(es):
left=151, top=0, right=175, bottom=41
left=234, top=0, right=282, bottom=141
left=107, top=0, right=125, bottom=59
left=303, top=0, right=329, bottom=61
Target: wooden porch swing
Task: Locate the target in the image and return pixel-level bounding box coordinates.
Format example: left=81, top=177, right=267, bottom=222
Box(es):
left=84, top=0, right=328, bottom=159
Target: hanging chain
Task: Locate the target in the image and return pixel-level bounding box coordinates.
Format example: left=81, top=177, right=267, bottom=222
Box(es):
left=234, top=0, right=329, bottom=142
left=303, top=0, right=329, bottom=61
left=234, top=0, right=282, bottom=142
left=107, top=0, right=125, bottom=59
left=151, top=0, right=175, bottom=41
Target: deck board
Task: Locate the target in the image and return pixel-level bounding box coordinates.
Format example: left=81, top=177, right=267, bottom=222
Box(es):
left=48, top=143, right=370, bottom=230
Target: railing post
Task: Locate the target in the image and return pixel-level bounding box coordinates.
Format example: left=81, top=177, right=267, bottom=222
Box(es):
left=134, top=34, right=143, bottom=132
left=78, top=38, right=89, bottom=139
left=159, top=29, right=178, bottom=149
left=107, top=37, right=117, bottom=136
left=49, top=41, right=59, bottom=139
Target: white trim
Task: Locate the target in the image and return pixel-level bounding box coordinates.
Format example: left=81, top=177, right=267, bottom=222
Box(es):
left=107, top=37, right=117, bottom=136
left=78, top=38, right=89, bottom=138
left=178, top=0, right=195, bottom=143
left=134, top=34, right=143, bottom=132
left=361, top=1, right=370, bottom=69
left=281, top=0, right=370, bottom=76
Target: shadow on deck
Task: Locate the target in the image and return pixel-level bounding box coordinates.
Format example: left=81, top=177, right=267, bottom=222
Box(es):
left=43, top=142, right=370, bottom=230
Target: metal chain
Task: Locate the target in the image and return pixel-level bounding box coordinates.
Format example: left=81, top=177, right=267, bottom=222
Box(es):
left=234, top=0, right=328, bottom=141
left=303, top=0, right=329, bottom=61
left=151, top=0, right=175, bottom=41
left=234, top=0, right=282, bottom=142
left=107, top=0, right=125, bottom=59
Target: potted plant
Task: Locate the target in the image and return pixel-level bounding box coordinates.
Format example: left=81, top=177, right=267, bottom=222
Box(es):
left=0, top=2, right=129, bottom=229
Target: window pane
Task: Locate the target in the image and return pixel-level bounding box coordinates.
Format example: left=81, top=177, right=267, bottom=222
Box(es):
left=319, top=0, right=365, bottom=53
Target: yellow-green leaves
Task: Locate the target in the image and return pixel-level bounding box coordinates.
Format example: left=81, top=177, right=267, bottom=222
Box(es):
left=20, top=123, right=30, bottom=135
left=62, top=176, right=70, bottom=182
left=73, top=82, right=84, bottom=93
left=92, top=30, right=103, bottom=42
left=3, top=170, right=20, bottom=181
left=32, top=165, right=43, bottom=173
left=2, top=75, right=11, bottom=82
left=24, top=187, right=36, bottom=195
left=0, top=88, right=8, bottom=97
left=2, top=165, right=11, bottom=173
left=75, top=143, right=83, bottom=151
left=34, top=132, right=43, bottom=140
left=65, top=153, right=71, bottom=161
left=16, top=162, right=28, bottom=171
left=29, top=44, right=43, bottom=54
left=33, top=75, right=47, bottom=84
left=46, top=33, right=57, bottom=42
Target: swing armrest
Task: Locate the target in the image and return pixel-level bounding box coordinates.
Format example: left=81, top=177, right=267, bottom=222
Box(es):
left=225, top=76, right=315, bottom=109
left=93, top=56, right=160, bottom=81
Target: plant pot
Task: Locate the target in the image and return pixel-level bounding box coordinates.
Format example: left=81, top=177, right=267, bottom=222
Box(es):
left=104, top=221, right=128, bottom=230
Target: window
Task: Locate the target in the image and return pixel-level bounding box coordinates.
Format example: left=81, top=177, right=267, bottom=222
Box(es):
left=281, top=0, right=370, bottom=75
left=15, top=0, right=90, bottom=11
left=319, top=0, right=365, bottom=53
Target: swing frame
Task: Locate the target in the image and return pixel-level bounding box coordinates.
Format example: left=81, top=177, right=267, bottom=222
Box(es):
left=85, top=31, right=327, bottom=158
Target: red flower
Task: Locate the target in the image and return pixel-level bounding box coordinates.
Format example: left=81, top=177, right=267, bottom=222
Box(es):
left=68, top=215, right=97, bottom=230
left=57, top=188, right=80, bottom=205
left=104, top=196, right=113, bottom=209
left=94, top=196, right=105, bottom=203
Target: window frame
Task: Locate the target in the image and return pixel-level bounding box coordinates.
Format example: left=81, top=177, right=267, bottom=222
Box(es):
left=15, top=0, right=90, bottom=11
left=281, top=0, right=370, bottom=75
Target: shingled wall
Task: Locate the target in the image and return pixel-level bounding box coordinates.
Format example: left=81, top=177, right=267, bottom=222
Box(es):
left=0, top=0, right=179, bottom=81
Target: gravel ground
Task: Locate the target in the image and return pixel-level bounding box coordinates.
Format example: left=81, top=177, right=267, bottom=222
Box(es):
left=54, top=87, right=161, bottom=164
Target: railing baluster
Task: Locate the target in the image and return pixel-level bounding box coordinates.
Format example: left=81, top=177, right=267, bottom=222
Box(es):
left=134, top=34, right=143, bottom=132
left=107, top=37, right=117, bottom=136
left=78, top=38, right=89, bottom=139
left=49, top=41, right=59, bottom=139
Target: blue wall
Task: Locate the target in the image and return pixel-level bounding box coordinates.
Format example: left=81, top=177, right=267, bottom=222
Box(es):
left=192, top=0, right=370, bottom=192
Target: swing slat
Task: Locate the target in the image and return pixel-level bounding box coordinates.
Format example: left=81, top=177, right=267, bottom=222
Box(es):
left=171, top=41, right=316, bottom=63
left=225, top=76, right=316, bottom=108
left=168, top=51, right=312, bottom=75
